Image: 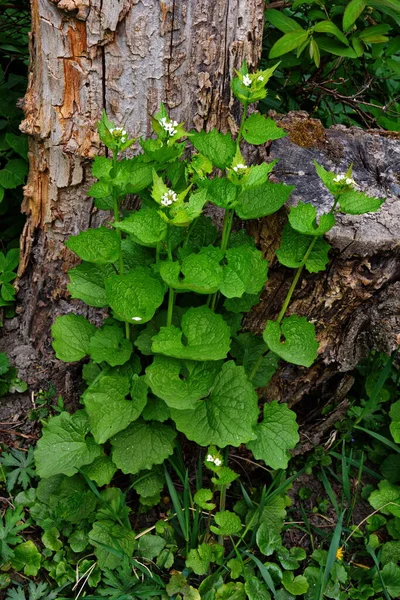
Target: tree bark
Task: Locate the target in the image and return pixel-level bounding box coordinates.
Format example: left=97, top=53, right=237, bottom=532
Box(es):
left=1, top=1, right=399, bottom=414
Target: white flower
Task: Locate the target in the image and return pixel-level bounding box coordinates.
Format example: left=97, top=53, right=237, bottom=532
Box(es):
left=109, top=126, right=128, bottom=143
left=333, top=173, right=359, bottom=188
left=160, top=117, right=178, bottom=136
left=131, top=316, right=142, bottom=321
left=233, top=163, right=247, bottom=173
left=257, top=75, right=264, bottom=82
left=206, top=454, right=222, bottom=467
left=161, top=189, right=178, bottom=207
left=333, top=174, right=346, bottom=183
left=243, top=74, right=252, bottom=87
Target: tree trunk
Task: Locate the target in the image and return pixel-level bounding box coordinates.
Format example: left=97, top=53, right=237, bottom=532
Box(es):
left=1, top=1, right=399, bottom=415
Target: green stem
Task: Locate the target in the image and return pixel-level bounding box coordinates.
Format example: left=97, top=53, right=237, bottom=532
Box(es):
left=166, top=225, right=175, bottom=326
left=209, top=209, right=235, bottom=310
left=112, top=151, right=130, bottom=340
left=276, top=236, right=318, bottom=324
left=237, top=101, right=248, bottom=147
left=217, top=448, right=229, bottom=547
left=250, top=236, right=318, bottom=381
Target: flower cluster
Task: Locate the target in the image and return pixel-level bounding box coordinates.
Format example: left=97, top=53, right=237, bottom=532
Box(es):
left=160, top=117, right=178, bottom=137
left=206, top=454, right=222, bottom=467
left=109, top=126, right=128, bottom=144
left=333, top=173, right=359, bottom=188
left=233, top=163, right=248, bottom=174
left=161, top=189, right=178, bottom=206
left=242, top=74, right=264, bottom=88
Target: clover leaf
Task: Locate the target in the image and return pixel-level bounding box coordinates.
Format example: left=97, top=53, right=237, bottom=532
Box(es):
left=111, top=420, right=176, bottom=474
left=88, top=324, right=133, bottom=366
left=248, top=401, right=299, bottom=469
left=191, top=129, right=236, bottom=169
left=145, top=355, right=222, bottom=409
left=160, top=246, right=224, bottom=294
left=263, top=315, right=319, bottom=367
left=35, top=411, right=102, bottom=478
left=114, top=205, right=167, bottom=247
left=242, top=113, right=286, bottom=145
left=171, top=361, right=258, bottom=447
left=276, top=223, right=331, bottom=273
left=52, top=314, right=96, bottom=362
left=289, top=202, right=335, bottom=236
left=66, top=226, right=121, bottom=264
left=68, top=262, right=114, bottom=307
left=83, top=373, right=146, bottom=444
left=220, top=245, right=268, bottom=298
left=152, top=306, right=231, bottom=361
left=105, top=267, right=166, bottom=324
left=235, top=181, right=294, bottom=219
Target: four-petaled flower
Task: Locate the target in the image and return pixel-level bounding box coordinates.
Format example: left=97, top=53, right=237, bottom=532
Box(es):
left=206, top=454, right=222, bottom=467
left=243, top=74, right=252, bottom=87
left=333, top=173, right=359, bottom=188
left=233, top=163, right=247, bottom=173
left=109, top=126, right=128, bottom=144
left=160, top=117, right=179, bottom=136
left=161, top=189, right=178, bottom=206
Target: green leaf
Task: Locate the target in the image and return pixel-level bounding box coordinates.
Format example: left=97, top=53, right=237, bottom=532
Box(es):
left=152, top=306, right=231, bottom=361
left=224, top=292, right=260, bottom=314
left=289, top=202, right=335, bottom=236
left=220, top=245, right=268, bottom=298
left=0, top=159, right=27, bottom=189
left=5, top=133, right=28, bottom=159
left=171, top=361, right=258, bottom=447
left=87, top=180, right=112, bottom=199
left=236, top=180, right=294, bottom=220
left=138, top=534, right=166, bottom=560
left=313, top=20, right=349, bottom=46
left=88, top=324, right=133, bottom=366
left=116, top=158, right=154, bottom=194
left=66, top=226, right=121, bottom=264
left=269, top=32, right=309, bottom=59
left=111, top=420, right=176, bottom=474
left=194, top=488, right=216, bottom=510
left=141, top=396, right=171, bottom=422
left=338, top=190, right=384, bottom=215
left=263, top=316, right=319, bottom=367
left=35, top=411, right=102, bottom=478
left=81, top=455, right=117, bottom=487
left=68, top=262, right=114, bottom=307
left=186, top=544, right=213, bottom=575
left=202, top=176, right=238, bottom=210
left=83, top=372, right=146, bottom=444
left=242, top=114, right=286, bottom=145
left=89, top=520, right=135, bottom=569
left=4, top=248, right=19, bottom=272
left=230, top=333, right=279, bottom=388
left=369, top=480, right=400, bottom=517
left=276, top=224, right=331, bottom=273
left=92, top=155, right=113, bottom=179
left=390, top=401, right=400, bottom=443
left=11, top=541, right=41, bottom=576
left=343, top=0, right=366, bottom=31
left=245, top=577, right=271, bottom=600
left=282, top=571, right=309, bottom=595
left=145, top=355, right=222, bottom=409
left=160, top=246, right=224, bottom=294
left=256, top=522, right=282, bottom=556
left=248, top=401, right=299, bottom=469
left=373, top=562, right=400, bottom=598
left=190, top=129, right=236, bottom=169
left=105, top=267, right=166, bottom=324
left=114, top=205, right=168, bottom=247
left=52, top=314, right=96, bottom=362
left=210, top=510, right=242, bottom=536
left=265, top=9, right=304, bottom=33
left=316, top=37, right=357, bottom=57
left=0, top=352, right=10, bottom=376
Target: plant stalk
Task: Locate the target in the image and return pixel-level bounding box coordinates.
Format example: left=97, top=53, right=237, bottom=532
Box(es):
left=166, top=225, right=175, bottom=326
